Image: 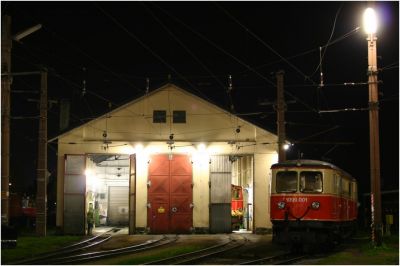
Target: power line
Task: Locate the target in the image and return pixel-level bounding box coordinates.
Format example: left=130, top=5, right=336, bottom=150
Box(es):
left=151, top=3, right=275, bottom=86
left=318, top=107, right=369, bottom=113
left=94, top=4, right=213, bottom=104
left=152, top=3, right=318, bottom=114
left=142, top=3, right=227, bottom=93
left=236, top=26, right=361, bottom=77
left=214, top=3, right=317, bottom=86
left=296, top=125, right=340, bottom=143
left=309, top=4, right=343, bottom=79
left=38, top=25, right=143, bottom=93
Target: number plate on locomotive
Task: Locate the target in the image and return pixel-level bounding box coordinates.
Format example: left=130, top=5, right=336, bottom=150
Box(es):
left=285, top=197, right=308, bottom=203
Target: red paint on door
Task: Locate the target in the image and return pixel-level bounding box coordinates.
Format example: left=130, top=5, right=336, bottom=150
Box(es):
left=148, top=154, right=193, bottom=233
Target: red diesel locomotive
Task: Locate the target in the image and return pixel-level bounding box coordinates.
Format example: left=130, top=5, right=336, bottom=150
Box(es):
left=270, top=160, right=358, bottom=248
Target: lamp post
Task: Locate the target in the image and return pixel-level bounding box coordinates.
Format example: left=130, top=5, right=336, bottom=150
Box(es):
left=363, top=7, right=382, bottom=246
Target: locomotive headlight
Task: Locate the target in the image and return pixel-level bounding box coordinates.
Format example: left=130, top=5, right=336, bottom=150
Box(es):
left=311, top=201, right=320, bottom=210
left=277, top=201, right=286, bottom=209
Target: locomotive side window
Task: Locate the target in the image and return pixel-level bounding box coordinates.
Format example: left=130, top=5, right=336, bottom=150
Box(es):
left=276, top=171, right=297, bottom=193
left=342, top=179, right=350, bottom=196
left=349, top=182, right=352, bottom=197
left=300, top=171, right=323, bottom=193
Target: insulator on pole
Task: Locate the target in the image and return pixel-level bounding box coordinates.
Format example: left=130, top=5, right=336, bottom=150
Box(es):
left=319, top=47, right=324, bottom=88
left=146, top=77, right=150, bottom=94
left=82, top=67, right=87, bottom=97
left=228, top=74, right=233, bottom=91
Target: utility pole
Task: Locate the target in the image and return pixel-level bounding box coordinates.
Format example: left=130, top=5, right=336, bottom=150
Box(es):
left=36, top=70, right=48, bottom=236
left=362, top=6, right=382, bottom=247
left=1, top=13, right=42, bottom=228
left=367, top=28, right=382, bottom=246
left=1, top=15, right=12, bottom=226
left=276, top=70, right=286, bottom=162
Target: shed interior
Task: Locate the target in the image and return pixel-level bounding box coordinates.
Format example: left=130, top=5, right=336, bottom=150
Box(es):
left=85, top=154, right=130, bottom=228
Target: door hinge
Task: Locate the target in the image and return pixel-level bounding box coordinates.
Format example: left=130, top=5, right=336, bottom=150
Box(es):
left=147, top=203, right=151, bottom=208
left=147, top=180, right=151, bottom=187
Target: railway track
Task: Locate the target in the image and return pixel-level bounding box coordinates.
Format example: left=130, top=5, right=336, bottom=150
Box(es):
left=11, top=228, right=119, bottom=265
left=43, top=234, right=178, bottom=264
left=239, top=253, right=308, bottom=265
left=145, top=234, right=248, bottom=265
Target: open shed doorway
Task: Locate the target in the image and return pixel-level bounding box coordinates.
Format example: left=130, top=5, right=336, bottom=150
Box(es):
left=85, top=154, right=131, bottom=232
left=209, top=155, right=254, bottom=233
left=231, top=155, right=254, bottom=233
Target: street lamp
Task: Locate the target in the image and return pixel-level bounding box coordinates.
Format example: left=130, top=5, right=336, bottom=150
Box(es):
left=363, top=7, right=382, bottom=246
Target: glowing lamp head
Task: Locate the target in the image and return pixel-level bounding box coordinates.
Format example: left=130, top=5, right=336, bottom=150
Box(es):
left=283, top=144, right=290, bottom=150
left=197, top=143, right=206, bottom=152
left=363, top=7, right=378, bottom=34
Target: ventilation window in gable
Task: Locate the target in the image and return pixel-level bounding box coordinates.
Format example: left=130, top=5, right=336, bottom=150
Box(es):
left=153, top=110, right=166, bottom=123
left=173, top=110, right=186, bottom=123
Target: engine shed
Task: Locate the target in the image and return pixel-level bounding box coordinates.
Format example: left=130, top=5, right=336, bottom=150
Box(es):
left=51, top=83, right=279, bottom=235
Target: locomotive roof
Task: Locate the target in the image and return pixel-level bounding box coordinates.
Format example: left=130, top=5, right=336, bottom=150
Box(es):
left=271, top=159, right=355, bottom=180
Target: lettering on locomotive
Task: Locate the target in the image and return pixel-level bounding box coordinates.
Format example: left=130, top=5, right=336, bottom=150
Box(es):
left=285, top=197, right=308, bottom=203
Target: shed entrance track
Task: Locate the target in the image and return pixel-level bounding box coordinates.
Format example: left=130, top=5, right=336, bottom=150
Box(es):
left=145, top=234, right=248, bottom=265
left=239, top=253, right=308, bottom=265
left=39, top=235, right=177, bottom=265
left=10, top=229, right=177, bottom=265
left=10, top=227, right=118, bottom=265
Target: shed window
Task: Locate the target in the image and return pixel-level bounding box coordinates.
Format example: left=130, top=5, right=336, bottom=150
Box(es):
left=153, top=110, right=166, bottom=123
left=173, top=110, right=186, bottom=123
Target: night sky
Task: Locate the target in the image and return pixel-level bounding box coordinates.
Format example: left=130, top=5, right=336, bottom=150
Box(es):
left=2, top=1, right=399, bottom=197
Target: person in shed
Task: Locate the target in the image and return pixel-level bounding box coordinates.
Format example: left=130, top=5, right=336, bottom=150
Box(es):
left=87, top=203, right=94, bottom=235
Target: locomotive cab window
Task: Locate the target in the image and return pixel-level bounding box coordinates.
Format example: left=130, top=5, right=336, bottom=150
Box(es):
left=276, top=171, right=297, bottom=193
left=300, top=171, right=323, bottom=193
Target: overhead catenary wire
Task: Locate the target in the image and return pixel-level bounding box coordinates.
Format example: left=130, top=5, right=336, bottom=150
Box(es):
left=13, top=25, right=143, bottom=94
left=321, top=144, right=339, bottom=159
left=13, top=46, right=125, bottom=111
left=380, top=66, right=399, bottom=71
left=295, top=125, right=340, bottom=143
left=94, top=4, right=213, bottom=104
left=142, top=3, right=228, bottom=95
left=379, top=61, right=399, bottom=72
left=309, top=4, right=343, bottom=79
left=150, top=3, right=274, bottom=88
left=214, top=3, right=317, bottom=86
left=237, top=26, right=361, bottom=76
left=14, top=46, right=372, bottom=128
left=152, top=3, right=318, bottom=114
left=14, top=52, right=160, bottom=134
left=318, top=107, right=369, bottom=113
left=37, top=24, right=143, bottom=94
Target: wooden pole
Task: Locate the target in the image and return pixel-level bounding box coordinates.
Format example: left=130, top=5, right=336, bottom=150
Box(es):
left=1, top=15, right=12, bottom=225
left=367, top=33, right=382, bottom=246
left=36, top=70, right=48, bottom=236
left=276, top=70, right=286, bottom=162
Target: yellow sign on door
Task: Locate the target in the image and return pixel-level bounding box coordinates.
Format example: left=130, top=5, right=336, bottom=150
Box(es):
left=158, top=206, right=165, bottom=213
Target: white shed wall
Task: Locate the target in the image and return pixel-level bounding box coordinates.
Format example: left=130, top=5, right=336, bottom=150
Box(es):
left=55, top=84, right=279, bottom=233
left=254, top=153, right=278, bottom=231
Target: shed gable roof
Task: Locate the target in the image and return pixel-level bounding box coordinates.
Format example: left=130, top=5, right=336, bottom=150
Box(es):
left=50, top=83, right=277, bottom=144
